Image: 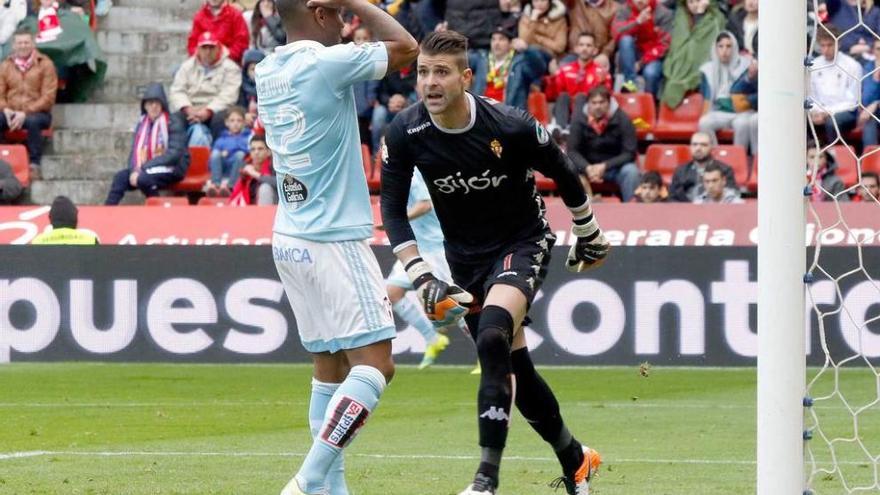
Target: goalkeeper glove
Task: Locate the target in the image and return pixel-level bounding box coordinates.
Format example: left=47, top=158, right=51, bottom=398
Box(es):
left=405, top=257, right=474, bottom=327
left=566, top=212, right=610, bottom=272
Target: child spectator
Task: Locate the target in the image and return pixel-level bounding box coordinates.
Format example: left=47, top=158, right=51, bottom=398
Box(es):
left=238, top=49, right=264, bottom=127
left=632, top=171, right=667, bottom=202
left=230, top=134, right=275, bottom=205
left=518, top=0, right=569, bottom=60
left=807, top=142, right=849, bottom=202
left=242, top=0, right=285, bottom=54
left=206, top=106, right=250, bottom=196
left=612, top=0, right=673, bottom=97
left=661, top=0, right=726, bottom=108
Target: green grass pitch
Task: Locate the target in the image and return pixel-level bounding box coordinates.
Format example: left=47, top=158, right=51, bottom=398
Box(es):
left=0, top=363, right=874, bottom=494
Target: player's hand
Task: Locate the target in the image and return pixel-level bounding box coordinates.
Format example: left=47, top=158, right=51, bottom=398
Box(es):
left=406, top=258, right=474, bottom=327
left=566, top=217, right=610, bottom=273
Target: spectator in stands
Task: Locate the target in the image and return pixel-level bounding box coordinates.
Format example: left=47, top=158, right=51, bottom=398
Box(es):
left=517, top=0, right=569, bottom=60
left=807, top=143, right=849, bottom=201
left=440, top=0, right=505, bottom=86
left=670, top=131, right=736, bottom=201
left=105, top=82, right=189, bottom=205
left=546, top=31, right=612, bottom=129
left=612, top=0, right=673, bottom=97
left=567, top=86, right=640, bottom=201
left=730, top=35, right=758, bottom=152
left=470, top=23, right=548, bottom=111
left=188, top=0, right=249, bottom=65
left=632, top=170, right=667, bottom=202
left=0, top=28, right=56, bottom=180
left=567, top=0, right=619, bottom=61
left=0, top=0, right=27, bottom=46
left=206, top=105, right=250, bottom=196
left=238, top=49, right=264, bottom=127
left=170, top=31, right=242, bottom=146
left=693, top=162, right=742, bottom=203
left=726, top=0, right=757, bottom=56
left=32, top=196, right=99, bottom=245
left=855, top=171, right=879, bottom=201
left=372, top=93, right=407, bottom=152
left=859, top=38, right=880, bottom=146
left=94, top=0, right=111, bottom=17
left=810, top=26, right=862, bottom=145
left=230, top=134, right=275, bottom=205
left=0, top=159, right=23, bottom=204
left=821, top=0, right=880, bottom=59
left=697, top=31, right=754, bottom=151
left=371, top=60, right=416, bottom=151
left=352, top=26, right=380, bottom=151
left=243, top=0, right=285, bottom=53
left=661, top=0, right=726, bottom=108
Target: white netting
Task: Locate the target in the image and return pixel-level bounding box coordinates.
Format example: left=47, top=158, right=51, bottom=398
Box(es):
left=805, top=2, right=880, bottom=493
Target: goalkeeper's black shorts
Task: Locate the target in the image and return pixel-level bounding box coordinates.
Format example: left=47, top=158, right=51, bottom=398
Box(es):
left=449, top=229, right=556, bottom=337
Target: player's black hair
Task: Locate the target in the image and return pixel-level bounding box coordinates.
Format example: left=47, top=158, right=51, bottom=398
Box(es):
left=704, top=162, right=724, bottom=176
left=420, top=30, right=469, bottom=70
left=586, top=85, right=611, bottom=102
left=640, top=171, right=663, bottom=187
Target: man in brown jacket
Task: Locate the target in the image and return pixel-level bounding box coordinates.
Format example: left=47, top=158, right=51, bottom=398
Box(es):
left=0, top=28, right=57, bottom=179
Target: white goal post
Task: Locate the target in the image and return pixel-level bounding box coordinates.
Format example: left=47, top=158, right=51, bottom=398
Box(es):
left=757, top=0, right=807, bottom=494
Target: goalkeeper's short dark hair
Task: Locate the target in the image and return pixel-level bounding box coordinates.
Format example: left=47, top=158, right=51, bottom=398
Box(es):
left=420, top=31, right=469, bottom=70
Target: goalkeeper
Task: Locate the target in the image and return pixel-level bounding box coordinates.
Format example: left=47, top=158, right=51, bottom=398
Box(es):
left=380, top=30, right=609, bottom=495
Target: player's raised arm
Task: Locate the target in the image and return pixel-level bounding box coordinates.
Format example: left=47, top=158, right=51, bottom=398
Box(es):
left=307, top=0, right=418, bottom=72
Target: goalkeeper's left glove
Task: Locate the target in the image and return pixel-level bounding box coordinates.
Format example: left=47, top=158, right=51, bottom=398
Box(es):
left=566, top=212, right=610, bottom=273
left=405, top=257, right=474, bottom=327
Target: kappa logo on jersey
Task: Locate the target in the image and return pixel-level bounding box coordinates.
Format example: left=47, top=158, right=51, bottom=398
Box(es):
left=479, top=406, right=510, bottom=422
left=321, top=396, right=370, bottom=448
left=535, top=121, right=550, bottom=145
left=406, top=121, right=432, bottom=135
left=281, top=174, right=308, bottom=205
left=490, top=139, right=503, bottom=159
left=433, top=170, right=509, bottom=195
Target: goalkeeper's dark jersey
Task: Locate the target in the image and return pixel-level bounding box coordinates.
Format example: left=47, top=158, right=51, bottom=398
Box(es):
left=381, top=93, right=588, bottom=263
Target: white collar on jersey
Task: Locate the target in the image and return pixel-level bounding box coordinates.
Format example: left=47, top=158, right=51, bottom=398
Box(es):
left=275, top=39, right=326, bottom=55
left=429, top=92, right=477, bottom=134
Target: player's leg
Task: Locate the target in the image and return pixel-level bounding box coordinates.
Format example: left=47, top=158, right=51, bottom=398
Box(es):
left=462, top=284, right=527, bottom=494
left=309, top=353, right=351, bottom=495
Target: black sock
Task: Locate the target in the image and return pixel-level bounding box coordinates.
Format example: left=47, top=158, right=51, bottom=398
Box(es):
left=511, top=348, right=584, bottom=476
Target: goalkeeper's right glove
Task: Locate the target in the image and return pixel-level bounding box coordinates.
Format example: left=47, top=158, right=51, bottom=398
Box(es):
left=405, top=257, right=474, bottom=327
left=566, top=213, right=610, bottom=273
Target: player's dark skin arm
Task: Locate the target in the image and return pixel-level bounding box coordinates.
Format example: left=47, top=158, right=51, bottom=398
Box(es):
left=320, top=0, right=419, bottom=71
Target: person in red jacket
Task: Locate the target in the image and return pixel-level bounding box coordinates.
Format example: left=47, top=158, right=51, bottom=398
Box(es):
left=188, top=0, right=249, bottom=65
left=545, top=31, right=611, bottom=129
left=611, top=0, right=672, bottom=97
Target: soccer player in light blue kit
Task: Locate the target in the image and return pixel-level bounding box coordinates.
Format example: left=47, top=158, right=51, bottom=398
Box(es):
left=384, top=169, right=463, bottom=368
left=255, top=1, right=418, bottom=494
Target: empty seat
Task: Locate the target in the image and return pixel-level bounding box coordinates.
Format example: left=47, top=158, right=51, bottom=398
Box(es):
left=170, top=146, right=211, bottom=192
left=613, top=92, right=656, bottom=140
left=145, top=196, right=190, bottom=207
left=197, top=197, right=228, bottom=206
left=712, top=145, right=749, bottom=186
left=644, top=144, right=690, bottom=185
left=533, top=170, right=556, bottom=193
left=0, top=144, right=30, bottom=187
left=653, top=93, right=704, bottom=142
left=861, top=145, right=880, bottom=176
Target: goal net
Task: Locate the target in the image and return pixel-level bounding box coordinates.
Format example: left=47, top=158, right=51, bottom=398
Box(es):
left=803, top=2, right=880, bottom=492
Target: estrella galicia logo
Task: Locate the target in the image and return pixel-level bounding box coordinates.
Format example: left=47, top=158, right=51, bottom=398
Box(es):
left=282, top=174, right=308, bottom=205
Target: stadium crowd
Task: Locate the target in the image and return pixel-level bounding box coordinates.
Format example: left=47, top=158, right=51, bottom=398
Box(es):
left=0, top=0, right=879, bottom=206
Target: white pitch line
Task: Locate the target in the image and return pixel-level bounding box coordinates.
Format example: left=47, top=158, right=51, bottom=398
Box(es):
left=0, top=401, right=757, bottom=410
left=0, top=451, right=48, bottom=460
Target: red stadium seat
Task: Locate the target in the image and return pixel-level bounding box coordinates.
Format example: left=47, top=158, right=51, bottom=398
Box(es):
left=533, top=170, right=556, bottom=192
left=644, top=144, right=690, bottom=185
left=613, top=92, right=655, bottom=140
left=0, top=144, right=30, bottom=188
left=170, top=146, right=211, bottom=192
left=528, top=91, right=550, bottom=125
left=653, top=93, right=704, bottom=142
left=830, top=145, right=858, bottom=187
left=712, top=145, right=749, bottom=187
left=4, top=127, right=53, bottom=143
left=364, top=144, right=380, bottom=193
left=197, top=197, right=228, bottom=206
left=747, top=157, right=758, bottom=193
left=715, top=128, right=734, bottom=143
left=862, top=145, right=880, bottom=176
left=145, top=196, right=190, bottom=207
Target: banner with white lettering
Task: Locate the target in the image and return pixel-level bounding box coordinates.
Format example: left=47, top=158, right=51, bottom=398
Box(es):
left=1, top=247, right=878, bottom=365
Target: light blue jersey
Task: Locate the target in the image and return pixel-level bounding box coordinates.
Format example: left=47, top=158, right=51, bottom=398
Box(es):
left=408, top=170, right=444, bottom=253
left=256, top=40, right=388, bottom=241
